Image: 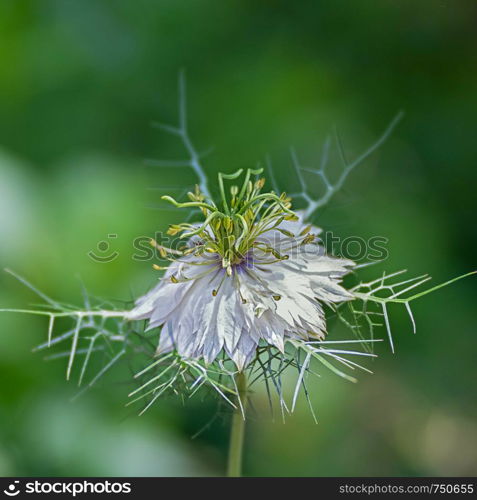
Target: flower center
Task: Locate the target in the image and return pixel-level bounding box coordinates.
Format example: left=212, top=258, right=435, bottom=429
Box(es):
left=160, top=168, right=302, bottom=275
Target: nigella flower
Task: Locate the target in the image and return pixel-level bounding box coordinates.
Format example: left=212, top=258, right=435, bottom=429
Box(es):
left=129, top=168, right=355, bottom=370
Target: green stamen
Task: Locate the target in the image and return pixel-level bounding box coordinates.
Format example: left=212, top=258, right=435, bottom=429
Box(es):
left=160, top=168, right=302, bottom=272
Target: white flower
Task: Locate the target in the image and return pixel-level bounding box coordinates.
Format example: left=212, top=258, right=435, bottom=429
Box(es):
left=128, top=171, right=355, bottom=370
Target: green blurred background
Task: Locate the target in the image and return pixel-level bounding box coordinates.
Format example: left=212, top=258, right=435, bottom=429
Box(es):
left=0, top=0, right=476, bottom=477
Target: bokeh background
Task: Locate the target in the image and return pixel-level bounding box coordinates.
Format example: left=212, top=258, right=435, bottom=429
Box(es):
left=0, top=0, right=476, bottom=477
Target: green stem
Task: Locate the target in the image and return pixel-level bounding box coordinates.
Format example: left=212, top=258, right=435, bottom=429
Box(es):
left=226, top=371, right=247, bottom=477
